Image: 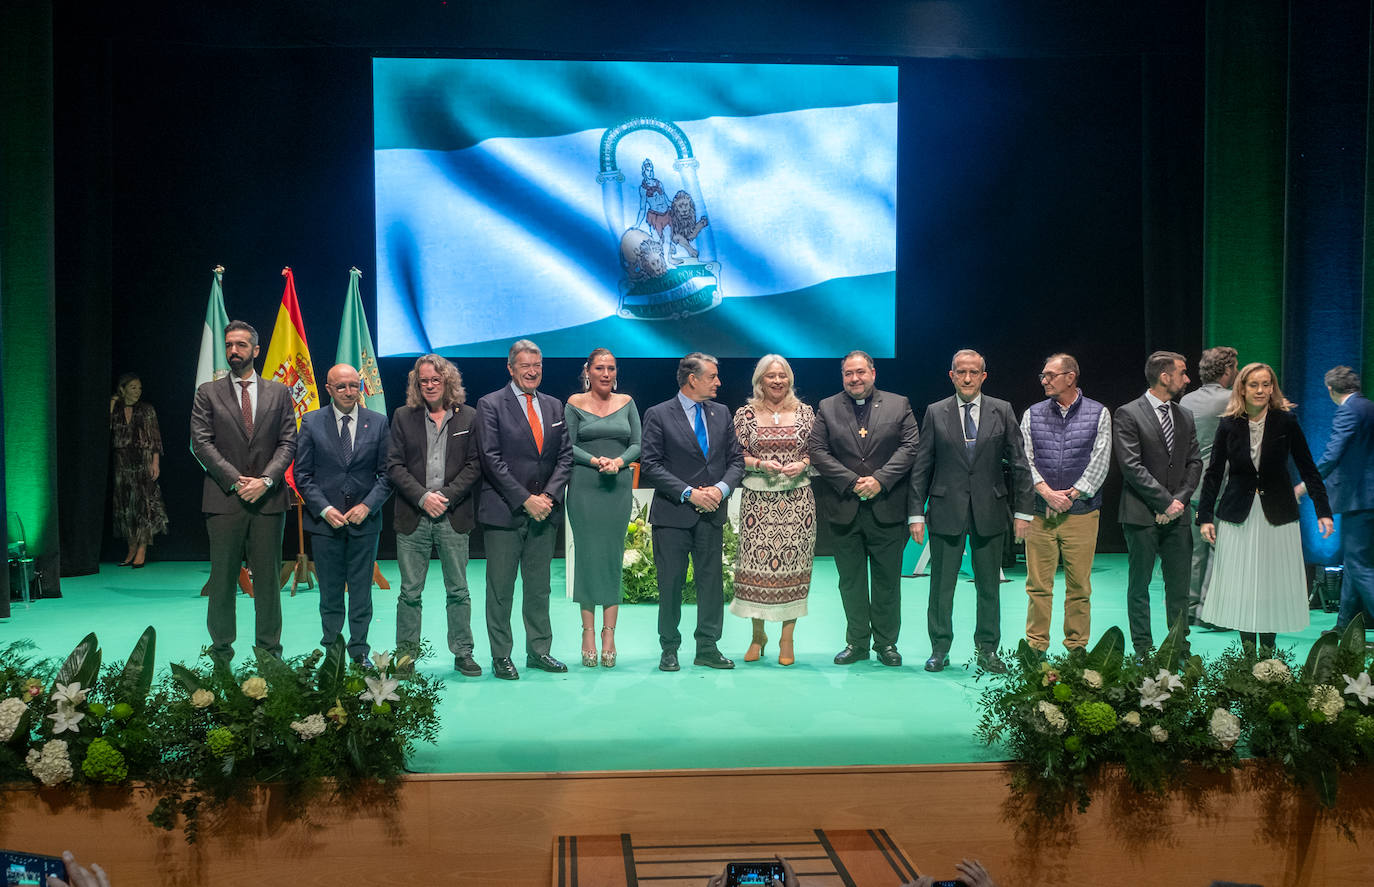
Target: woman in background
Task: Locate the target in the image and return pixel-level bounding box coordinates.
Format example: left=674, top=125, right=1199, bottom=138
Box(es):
left=731, top=354, right=815, bottom=666
left=565, top=348, right=641, bottom=668
left=109, top=372, right=168, bottom=567
left=1198, top=362, right=1332, bottom=654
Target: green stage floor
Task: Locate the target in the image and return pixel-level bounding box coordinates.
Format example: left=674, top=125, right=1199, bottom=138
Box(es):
left=3, top=555, right=1339, bottom=774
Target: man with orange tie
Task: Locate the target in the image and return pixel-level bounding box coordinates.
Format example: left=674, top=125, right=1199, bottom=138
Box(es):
left=475, top=339, right=574, bottom=681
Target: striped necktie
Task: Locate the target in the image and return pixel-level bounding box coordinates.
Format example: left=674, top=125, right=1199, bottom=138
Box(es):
left=1158, top=403, right=1174, bottom=452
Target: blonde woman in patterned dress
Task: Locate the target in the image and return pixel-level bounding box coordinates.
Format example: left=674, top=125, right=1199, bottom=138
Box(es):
left=731, top=355, right=816, bottom=666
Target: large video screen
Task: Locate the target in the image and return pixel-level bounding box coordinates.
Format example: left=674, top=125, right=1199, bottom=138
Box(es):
left=374, top=58, right=897, bottom=358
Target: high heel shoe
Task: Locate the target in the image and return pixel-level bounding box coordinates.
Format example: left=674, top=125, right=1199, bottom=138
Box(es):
left=744, top=631, right=768, bottom=662
left=600, top=627, right=616, bottom=668
left=778, top=639, right=795, bottom=667
left=581, top=628, right=598, bottom=668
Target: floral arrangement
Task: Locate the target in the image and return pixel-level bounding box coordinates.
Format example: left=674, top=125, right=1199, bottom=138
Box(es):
left=0, top=629, right=442, bottom=842
left=976, top=615, right=1374, bottom=816
left=620, top=502, right=737, bottom=604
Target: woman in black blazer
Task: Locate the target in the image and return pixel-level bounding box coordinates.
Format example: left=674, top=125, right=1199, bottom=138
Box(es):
left=1197, top=362, right=1333, bottom=653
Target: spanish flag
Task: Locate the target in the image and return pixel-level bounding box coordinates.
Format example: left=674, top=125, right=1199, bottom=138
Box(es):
left=263, top=266, right=320, bottom=427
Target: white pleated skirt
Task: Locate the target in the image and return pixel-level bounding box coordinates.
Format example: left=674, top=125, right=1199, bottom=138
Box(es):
left=1200, top=494, right=1309, bottom=633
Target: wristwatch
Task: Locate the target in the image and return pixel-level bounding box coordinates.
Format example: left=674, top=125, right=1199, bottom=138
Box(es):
left=262, top=476, right=274, bottom=488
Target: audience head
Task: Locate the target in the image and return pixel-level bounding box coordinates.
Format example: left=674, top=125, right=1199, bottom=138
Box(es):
left=406, top=354, right=465, bottom=410
left=1324, top=365, right=1361, bottom=396
left=949, top=349, right=987, bottom=402
left=1224, top=362, right=1290, bottom=417
left=116, top=372, right=143, bottom=405
left=507, top=339, right=543, bottom=394
left=1145, top=350, right=1188, bottom=399
left=223, top=320, right=260, bottom=375
left=325, top=364, right=363, bottom=412
left=1039, top=353, right=1079, bottom=402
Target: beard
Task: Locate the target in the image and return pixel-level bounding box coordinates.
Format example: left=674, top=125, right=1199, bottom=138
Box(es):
left=227, top=353, right=251, bottom=373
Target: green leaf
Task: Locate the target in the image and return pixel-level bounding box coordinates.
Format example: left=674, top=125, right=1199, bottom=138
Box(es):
left=345, top=729, right=366, bottom=774
left=1302, top=631, right=1340, bottom=685
left=1303, top=758, right=1340, bottom=808
left=115, top=626, right=157, bottom=712
left=1085, top=626, right=1125, bottom=674
left=1015, top=639, right=1040, bottom=674
left=252, top=646, right=296, bottom=684
left=1338, top=612, right=1366, bottom=659
left=169, top=663, right=202, bottom=694
left=1153, top=616, right=1189, bottom=673
left=317, top=636, right=348, bottom=699
left=52, top=632, right=101, bottom=692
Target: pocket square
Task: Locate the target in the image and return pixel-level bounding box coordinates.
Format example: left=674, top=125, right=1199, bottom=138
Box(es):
left=551, top=420, right=564, bottom=427
left=454, top=429, right=470, bottom=436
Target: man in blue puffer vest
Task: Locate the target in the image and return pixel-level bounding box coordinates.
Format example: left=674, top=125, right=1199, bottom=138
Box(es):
left=1019, top=354, right=1113, bottom=653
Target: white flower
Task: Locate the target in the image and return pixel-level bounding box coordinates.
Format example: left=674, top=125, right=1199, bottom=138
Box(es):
left=190, top=689, right=215, bottom=709
left=622, top=549, right=644, bottom=568
left=1342, top=672, right=1374, bottom=706
left=1209, top=708, right=1241, bottom=750
left=241, top=676, right=268, bottom=700
left=0, top=697, right=27, bottom=742
left=371, top=651, right=393, bottom=672
left=1081, top=669, right=1103, bottom=689
left=1252, top=659, right=1293, bottom=684
left=1154, top=668, right=1184, bottom=692
left=1139, top=677, right=1172, bottom=711
left=359, top=676, right=401, bottom=706
left=46, top=702, right=84, bottom=734
left=1309, top=685, right=1345, bottom=720
left=26, top=740, right=73, bottom=786
left=1035, top=700, right=1067, bottom=734
left=50, top=682, right=88, bottom=706
left=1120, top=711, right=1141, bottom=728
left=1149, top=725, right=1169, bottom=743
left=290, top=714, right=328, bottom=740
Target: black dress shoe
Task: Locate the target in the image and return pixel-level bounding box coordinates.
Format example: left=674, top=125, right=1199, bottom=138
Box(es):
left=454, top=654, right=482, bottom=677
left=693, top=648, right=735, bottom=669
left=492, top=657, right=520, bottom=681
left=924, top=653, right=949, bottom=672
left=874, top=645, right=903, bottom=667
left=659, top=650, right=680, bottom=672
left=833, top=644, right=870, bottom=665
left=526, top=652, right=568, bottom=673
left=117, top=558, right=133, bottom=567
left=977, top=650, right=1008, bottom=674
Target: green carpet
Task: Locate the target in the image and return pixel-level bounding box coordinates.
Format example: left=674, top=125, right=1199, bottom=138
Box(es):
left=2, top=555, right=1338, bottom=773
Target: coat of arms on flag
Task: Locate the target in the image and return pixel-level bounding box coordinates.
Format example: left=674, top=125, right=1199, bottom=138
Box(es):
left=598, top=117, right=721, bottom=321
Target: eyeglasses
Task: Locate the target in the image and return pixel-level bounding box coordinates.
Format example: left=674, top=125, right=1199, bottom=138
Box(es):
left=1039, top=371, right=1070, bottom=381
left=418, top=377, right=443, bottom=387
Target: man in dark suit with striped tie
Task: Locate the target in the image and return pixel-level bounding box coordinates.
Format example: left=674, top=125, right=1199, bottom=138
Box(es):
left=1114, top=351, right=1203, bottom=662
left=639, top=352, right=746, bottom=671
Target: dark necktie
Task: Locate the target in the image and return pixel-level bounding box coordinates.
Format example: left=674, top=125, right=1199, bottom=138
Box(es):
left=340, top=414, right=352, bottom=463
left=1158, top=403, right=1174, bottom=452
left=694, top=402, right=710, bottom=458
left=963, top=401, right=977, bottom=453
left=239, top=380, right=254, bottom=436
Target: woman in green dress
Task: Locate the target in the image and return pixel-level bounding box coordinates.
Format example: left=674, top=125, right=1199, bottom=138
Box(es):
left=565, top=348, right=641, bottom=668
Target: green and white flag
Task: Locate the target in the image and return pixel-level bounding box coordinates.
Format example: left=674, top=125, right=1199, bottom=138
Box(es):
left=195, top=266, right=230, bottom=390
left=336, top=267, right=386, bottom=415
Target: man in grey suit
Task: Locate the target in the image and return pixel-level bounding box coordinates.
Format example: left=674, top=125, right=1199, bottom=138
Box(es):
left=190, top=320, right=297, bottom=662
left=1305, top=366, right=1374, bottom=633
left=639, top=352, right=746, bottom=671
left=909, top=349, right=1033, bottom=673
left=1177, top=345, right=1237, bottom=628
left=475, top=340, right=574, bottom=681
left=1114, top=350, right=1203, bottom=661
left=386, top=355, right=483, bottom=676
left=294, top=364, right=392, bottom=666
left=809, top=350, right=919, bottom=667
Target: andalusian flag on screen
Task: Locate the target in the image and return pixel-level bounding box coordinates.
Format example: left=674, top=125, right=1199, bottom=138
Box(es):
left=263, top=266, right=319, bottom=427
left=195, top=266, right=230, bottom=390
left=335, top=267, right=386, bottom=415
left=373, top=58, right=898, bottom=358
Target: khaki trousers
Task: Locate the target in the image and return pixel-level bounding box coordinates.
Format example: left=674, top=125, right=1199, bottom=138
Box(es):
left=1024, top=510, right=1099, bottom=651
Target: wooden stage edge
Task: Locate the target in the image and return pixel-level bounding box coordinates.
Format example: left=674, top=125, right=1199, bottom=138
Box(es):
left=2, top=761, right=1371, bottom=886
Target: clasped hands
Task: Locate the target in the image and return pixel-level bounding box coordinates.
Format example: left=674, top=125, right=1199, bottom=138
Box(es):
left=523, top=493, right=556, bottom=521
left=853, top=475, right=882, bottom=501
left=234, top=475, right=269, bottom=503
left=590, top=456, right=625, bottom=474
left=689, top=486, right=723, bottom=513
left=754, top=458, right=807, bottom=479
left=1153, top=498, right=1187, bottom=525
left=323, top=503, right=372, bottom=529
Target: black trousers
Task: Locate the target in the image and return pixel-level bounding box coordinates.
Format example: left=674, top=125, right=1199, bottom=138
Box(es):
left=829, top=507, right=907, bottom=650
left=1123, top=517, right=1193, bottom=653
left=654, top=521, right=725, bottom=653
left=927, top=528, right=1003, bottom=655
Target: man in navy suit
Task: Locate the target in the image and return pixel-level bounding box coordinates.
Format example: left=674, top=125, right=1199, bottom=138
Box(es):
left=639, top=352, right=746, bottom=671
left=476, top=339, right=574, bottom=681
left=1309, top=366, right=1374, bottom=633
left=294, top=364, right=392, bottom=665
